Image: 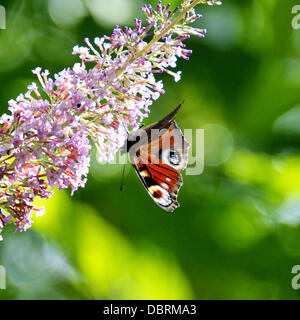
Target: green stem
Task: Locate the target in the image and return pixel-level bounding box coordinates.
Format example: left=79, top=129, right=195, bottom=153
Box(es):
left=115, top=0, right=202, bottom=78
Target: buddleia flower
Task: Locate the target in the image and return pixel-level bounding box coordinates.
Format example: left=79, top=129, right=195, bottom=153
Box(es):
left=0, top=0, right=222, bottom=239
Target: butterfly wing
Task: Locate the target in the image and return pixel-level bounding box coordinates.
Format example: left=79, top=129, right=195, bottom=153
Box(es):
left=130, top=120, right=190, bottom=212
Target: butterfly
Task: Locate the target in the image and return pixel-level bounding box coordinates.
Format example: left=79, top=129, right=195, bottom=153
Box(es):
left=120, top=102, right=190, bottom=212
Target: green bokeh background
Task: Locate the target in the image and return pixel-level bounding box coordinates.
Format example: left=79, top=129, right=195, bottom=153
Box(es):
left=1, top=0, right=300, bottom=299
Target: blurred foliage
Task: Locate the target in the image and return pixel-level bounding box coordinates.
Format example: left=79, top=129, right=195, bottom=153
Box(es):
left=1, top=0, right=300, bottom=299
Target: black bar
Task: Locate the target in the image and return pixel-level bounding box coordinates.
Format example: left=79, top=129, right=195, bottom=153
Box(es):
left=0, top=300, right=298, bottom=318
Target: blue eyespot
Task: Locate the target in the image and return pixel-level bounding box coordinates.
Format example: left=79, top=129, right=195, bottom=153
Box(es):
left=168, top=149, right=180, bottom=165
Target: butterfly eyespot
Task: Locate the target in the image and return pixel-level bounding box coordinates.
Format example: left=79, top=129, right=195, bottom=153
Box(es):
left=168, top=149, right=181, bottom=165
left=160, top=149, right=181, bottom=166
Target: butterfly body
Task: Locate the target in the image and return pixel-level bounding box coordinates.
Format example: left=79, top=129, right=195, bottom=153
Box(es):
left=120, top=103, right=190, bottom=212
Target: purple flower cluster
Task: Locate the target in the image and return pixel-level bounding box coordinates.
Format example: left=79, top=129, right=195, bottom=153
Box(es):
left=0, top=0, right=222, bottom=240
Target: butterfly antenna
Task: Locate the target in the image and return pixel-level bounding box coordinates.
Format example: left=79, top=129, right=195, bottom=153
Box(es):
left=115, top=110, right=129, bottom=135
left=120, top=164, right=126, bottom=192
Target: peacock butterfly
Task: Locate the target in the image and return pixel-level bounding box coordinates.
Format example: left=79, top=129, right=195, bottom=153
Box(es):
left=120, top=102, right=190, bottom=212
